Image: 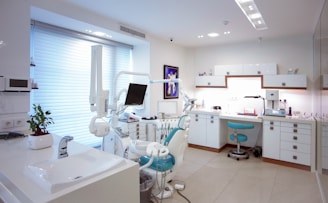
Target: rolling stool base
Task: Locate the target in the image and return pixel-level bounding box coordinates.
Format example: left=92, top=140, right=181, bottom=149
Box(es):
left=227, top=149, right=249, bottom=160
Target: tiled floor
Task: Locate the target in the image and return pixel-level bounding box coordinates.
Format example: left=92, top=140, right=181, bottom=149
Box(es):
left=155, top=147, right=323, bottom=203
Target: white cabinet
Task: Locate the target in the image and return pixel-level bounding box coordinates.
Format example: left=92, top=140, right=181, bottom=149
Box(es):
left=188, top=113, right=221, bottom=149
left=242, top=63, right=277, bottom=75
left=195, top=76, right=226, bottom=87
left=214, top=63, right=277, bottom=76
left=117, top=121, right=146, bottom=140
left=214, top=64, right=243, bottom=76
left=322, top=124, right=328, bottom=169
left=188, top=114, right=207, bottom=146
left=263, top=120, right=281, bottom=159
left=263, top=74, right=307, bottom=89
left=263, top=118, right=315, bottom=169
left=206, top=115, right=221, bottom=148
left=322, top=74, right=328, bottom=89
left=280, top=122, right=312, bottom=165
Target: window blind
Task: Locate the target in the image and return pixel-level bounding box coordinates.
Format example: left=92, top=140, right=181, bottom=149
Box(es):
left=31, top=21, right=132, bottom=147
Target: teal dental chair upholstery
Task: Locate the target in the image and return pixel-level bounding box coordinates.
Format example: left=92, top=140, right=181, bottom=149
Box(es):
left=139, top=115, right=188, bottom=171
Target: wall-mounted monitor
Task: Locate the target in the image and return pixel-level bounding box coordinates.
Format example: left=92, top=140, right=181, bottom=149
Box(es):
left=124, top=83, right=147, bottom=106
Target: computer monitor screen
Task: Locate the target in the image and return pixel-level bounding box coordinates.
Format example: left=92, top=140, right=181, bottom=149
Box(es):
left=124, top=83, right=147, bottom=106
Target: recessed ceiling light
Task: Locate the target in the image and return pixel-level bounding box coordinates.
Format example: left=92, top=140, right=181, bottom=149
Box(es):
left=197, top=35, right=204, bottom=38
left=223, top=31, right=231, bottom=35
left=208, top=32, right=219, bottom=37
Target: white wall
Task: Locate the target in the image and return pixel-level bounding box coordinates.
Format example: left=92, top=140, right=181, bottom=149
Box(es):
left=0, top=0, right=30, bottom=131
left=189, top=36, right=316, bottom=115
left=146, top=35, right=191, bottom=116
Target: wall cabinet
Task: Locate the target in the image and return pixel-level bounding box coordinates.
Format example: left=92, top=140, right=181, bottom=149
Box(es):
left=188, top=113, right=222, bottom=149
left=263, top=120, right=281, bottom=159
left=262, top=74, right=307, bottom=89
left=214, top=63, right=277, bottom=76
left=195, top=76, right=226, bottom=87
left=214, top=64, right=243, bottom=76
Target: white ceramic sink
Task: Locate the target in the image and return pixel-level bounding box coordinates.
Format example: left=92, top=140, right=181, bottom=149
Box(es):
left=24, top=149, right=125, bottom=193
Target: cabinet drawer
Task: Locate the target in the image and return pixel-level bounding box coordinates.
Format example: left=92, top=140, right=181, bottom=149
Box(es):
left=280, top=141, right=310, bottom=154
left=281, top=122, right=311, bottom=130
left=280, top=127, right=311, bottom=135
left=280, top=132, right=311, bottom=144
left=280, top=150, right=310, bottom=165
left=263, top=120, right=280, bottom=126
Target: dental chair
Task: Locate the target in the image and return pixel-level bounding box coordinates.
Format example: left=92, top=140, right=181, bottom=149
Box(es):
left=138, top=115, right=190, bottom=199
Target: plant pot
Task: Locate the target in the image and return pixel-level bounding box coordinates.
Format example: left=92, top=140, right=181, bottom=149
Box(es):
left=27, top=134, right=53, bottom=150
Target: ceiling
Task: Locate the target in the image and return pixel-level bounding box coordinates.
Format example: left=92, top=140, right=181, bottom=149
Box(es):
left=37, top=0, right=325, bottom=47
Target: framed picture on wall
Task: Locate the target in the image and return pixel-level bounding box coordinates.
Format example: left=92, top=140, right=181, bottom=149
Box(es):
left=163, top=64, right=179, bottom=99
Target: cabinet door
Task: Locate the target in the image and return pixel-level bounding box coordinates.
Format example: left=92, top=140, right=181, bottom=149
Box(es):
left=195, top=76, right=225, bottom=87
left=188, top=114, right=206, bottom=146
left=263, top=75, right=307, bottom=89
left=214, top=64, right=243, bottom=76
left=322, top=74, right=328, bottom=89
left=242, top=63, right=277, bottom=75
left=263, top=120, right=280, bottom=159
left=206, top=115, right=220, bottom=148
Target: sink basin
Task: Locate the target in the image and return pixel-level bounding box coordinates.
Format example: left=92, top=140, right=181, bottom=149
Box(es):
left=24, top=149, right=125, bottom=193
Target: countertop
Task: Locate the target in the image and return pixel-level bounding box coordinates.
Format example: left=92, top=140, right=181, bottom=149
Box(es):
left=188, top=109, right=316, bottom=124
left=0, top=134, right=138, bottom=203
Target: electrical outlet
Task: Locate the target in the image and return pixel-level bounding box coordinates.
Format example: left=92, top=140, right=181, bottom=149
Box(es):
left=14, top=118, right=25, bottom=127
left=1, top=119, right=14, bottom=129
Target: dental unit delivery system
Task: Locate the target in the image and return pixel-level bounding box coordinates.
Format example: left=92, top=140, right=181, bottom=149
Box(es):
left=89, top=45, right=196, bottom=140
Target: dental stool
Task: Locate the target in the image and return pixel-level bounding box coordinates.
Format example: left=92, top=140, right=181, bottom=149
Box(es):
left=227, top=121, right=254, bottom=160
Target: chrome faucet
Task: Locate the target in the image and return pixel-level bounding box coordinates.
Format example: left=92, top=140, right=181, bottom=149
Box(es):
left=58, top=136, right=74, bottom=159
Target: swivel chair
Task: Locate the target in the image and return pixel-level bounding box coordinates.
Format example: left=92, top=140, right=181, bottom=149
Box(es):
left=227, top=121, right=254, bottom=160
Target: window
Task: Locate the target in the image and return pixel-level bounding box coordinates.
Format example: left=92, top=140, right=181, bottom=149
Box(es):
left=30, top=21, right=133, bottom=147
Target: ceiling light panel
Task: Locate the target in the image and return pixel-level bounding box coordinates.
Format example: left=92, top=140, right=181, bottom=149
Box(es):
left=235, top=0, right=268, bottom=30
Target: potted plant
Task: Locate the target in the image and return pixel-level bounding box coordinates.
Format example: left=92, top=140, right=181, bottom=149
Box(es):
left=26, top=104, right=54, bottom=149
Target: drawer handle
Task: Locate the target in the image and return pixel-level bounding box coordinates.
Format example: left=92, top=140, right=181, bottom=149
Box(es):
left=208, top=82, right=211, bottom=86
left=226, top=71, right=230, bottom=75
left=293, top=129, right=298, bottom=133
left=270, top=126, right=274, bottom=130
left=257, top=71, right=261, bottom=74
left=282, top=82, right=286, bottom=86
left=293, top=155, right=298, bottom=160
left=293, top=136, right=298, bottom=140
left=270, top=121, right=274, bottom=125
left=195, top=119, right=198, bottom=122
left=293, top=123, right=298, bottom=128
left=293, top=145, right=298, bottom=150
left=210, top=120, right=214, bottom=124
